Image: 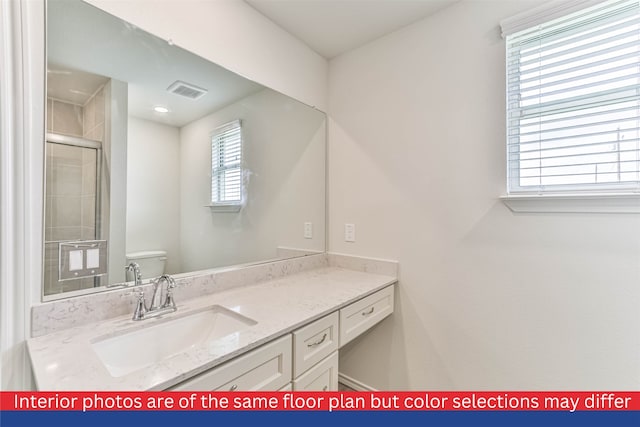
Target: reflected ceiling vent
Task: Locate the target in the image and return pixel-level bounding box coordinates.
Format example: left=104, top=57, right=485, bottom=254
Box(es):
left=166, top=80, right=208, bottom=100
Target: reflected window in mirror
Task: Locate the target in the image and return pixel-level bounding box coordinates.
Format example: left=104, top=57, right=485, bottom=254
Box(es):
left=210, top=120, right=243, bottom=212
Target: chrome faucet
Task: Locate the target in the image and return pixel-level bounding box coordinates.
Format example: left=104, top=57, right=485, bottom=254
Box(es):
left=125, top=262, right=142, bottom=286
left=149, top=274, right=177, bottom=311
left=131, top=274, right=178, bottom=321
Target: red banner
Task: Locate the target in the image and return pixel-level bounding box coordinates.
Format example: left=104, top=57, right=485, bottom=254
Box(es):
left=1, top=391, right=639, bottom=412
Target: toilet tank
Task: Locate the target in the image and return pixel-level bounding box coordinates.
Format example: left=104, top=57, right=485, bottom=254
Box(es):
left=125, top=250, right=167, bottom=280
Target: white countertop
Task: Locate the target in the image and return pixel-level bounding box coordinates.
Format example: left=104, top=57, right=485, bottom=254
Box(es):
left=27, top=266, right=397, bottom=390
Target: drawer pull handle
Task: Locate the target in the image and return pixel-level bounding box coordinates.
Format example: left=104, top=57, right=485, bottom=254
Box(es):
left=323, top=386, right=328, bottom=391
left=307, top=333, right=328, bottom=348
left=229, top=384, right=238, bottom=391
left=362, top=307, right=375, bottom=316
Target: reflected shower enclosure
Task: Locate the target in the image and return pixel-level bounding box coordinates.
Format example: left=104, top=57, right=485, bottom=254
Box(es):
left=44, top=134, right=103, bottom=295
left=43, top=65, right=114, bottom=297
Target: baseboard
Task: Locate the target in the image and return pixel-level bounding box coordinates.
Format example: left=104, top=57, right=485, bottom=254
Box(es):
left=338, top=373, right=378, bottom=391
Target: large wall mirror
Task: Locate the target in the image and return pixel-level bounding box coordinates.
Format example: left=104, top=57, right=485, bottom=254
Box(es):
left=43, top=0, right=326, bottom=300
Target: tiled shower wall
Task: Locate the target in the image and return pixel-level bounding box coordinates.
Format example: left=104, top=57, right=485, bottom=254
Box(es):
left=44, top=87, right=106, bottom=295
left=47, top=99, right=83, bottom=136
left=83, top=87, right=105, bottom=141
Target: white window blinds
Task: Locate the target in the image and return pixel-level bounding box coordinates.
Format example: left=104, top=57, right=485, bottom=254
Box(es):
left=505, top=0, right=640, bottom=194
left=211, top=120, right=242, bottom=205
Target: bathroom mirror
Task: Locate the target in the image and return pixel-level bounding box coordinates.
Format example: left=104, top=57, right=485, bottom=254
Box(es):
left=43, top=0, right=326, bottom=299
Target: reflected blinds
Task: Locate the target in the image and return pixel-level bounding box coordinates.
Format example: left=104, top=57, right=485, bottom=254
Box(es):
left=505, top=0, right=640, bottom=193
left=211, top=120, right=242, bottom=204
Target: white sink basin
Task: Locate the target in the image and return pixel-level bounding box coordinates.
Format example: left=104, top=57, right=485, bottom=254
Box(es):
left=91, top=305, right=257, bottom=377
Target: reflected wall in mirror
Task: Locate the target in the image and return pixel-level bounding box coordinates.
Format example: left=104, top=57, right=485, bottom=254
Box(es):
left=43, top=0, right=326, bottom=299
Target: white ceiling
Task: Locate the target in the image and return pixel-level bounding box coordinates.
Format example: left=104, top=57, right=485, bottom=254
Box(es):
left=47, top=0, right=263, bottom=127
left=245, top=0, right=460, bottom=59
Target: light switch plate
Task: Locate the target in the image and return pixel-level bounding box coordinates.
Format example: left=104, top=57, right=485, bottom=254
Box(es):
left=304, top=222, right=313, bottom=239
left=86, top=248, right=100, bottom=269
left=59, top=240, right=108, bottom=281
left=345, top=223, right=355, bottom=242
left=69, top=250, right=83, bottom=271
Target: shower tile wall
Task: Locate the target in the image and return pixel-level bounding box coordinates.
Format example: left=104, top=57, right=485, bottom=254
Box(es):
left=45, top=143, right=90, bottom=241
left=83, top=87, right=105, bottom=141
left=44, top=89, right=106, bottom=296
left=47, top=99, right=83, bottom=137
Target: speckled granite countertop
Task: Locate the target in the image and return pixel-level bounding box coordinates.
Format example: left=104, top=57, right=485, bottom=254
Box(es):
left=27, top=264, right=397, bottom=390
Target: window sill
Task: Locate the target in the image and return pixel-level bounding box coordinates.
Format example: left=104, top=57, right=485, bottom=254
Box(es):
left=206, top=204, right=242, bottom=213
left=500, top=193, right=640, bottom=214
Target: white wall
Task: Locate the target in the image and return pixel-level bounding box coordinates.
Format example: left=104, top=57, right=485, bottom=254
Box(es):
left=180, top=88, right=325, bottom=273
left=0, top=0, right=44, bottom=390
left=329, top=0, right=640, bottom=390
left=85, top=0, right=328, bottom=112
left=126, top=116, right=181, bottom=275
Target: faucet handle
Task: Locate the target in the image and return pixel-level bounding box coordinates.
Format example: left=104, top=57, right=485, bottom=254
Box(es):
left=163, top=289, right=176, bottom=310
left=161, top=276, right=177, bottom=309
left=132, top=289, right=147, bottom=321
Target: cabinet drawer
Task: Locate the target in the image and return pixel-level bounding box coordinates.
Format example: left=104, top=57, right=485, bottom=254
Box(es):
left=292, top=351, right=338, bottom=391
left=293, top=312, right=339, bottom=377
left=169, top=334, right=292, bottom=391
left=339, top=285, right=394, bottom=347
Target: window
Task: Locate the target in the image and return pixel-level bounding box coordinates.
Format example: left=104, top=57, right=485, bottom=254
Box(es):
left=503, top=0, right=640, bottom=196
left=210, top=120, right=243, bottom=210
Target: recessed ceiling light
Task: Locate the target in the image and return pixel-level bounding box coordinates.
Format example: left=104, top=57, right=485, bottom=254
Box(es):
left=154, top=106, right=169, bottom=113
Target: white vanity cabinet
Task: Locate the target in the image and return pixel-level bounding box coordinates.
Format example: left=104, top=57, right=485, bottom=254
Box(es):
left=293, top=351, right=339, bottom=391
left=170, top=335, right=292, bottom=391
left=292, top=312, right=339, bottom=377
left=292, top=312, right=339, bottom=391
left=278, top=382, right=293, bottom=391
left=339, top=285, right=394, bottom=347
left=168, top=284, right=394, bottom=391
